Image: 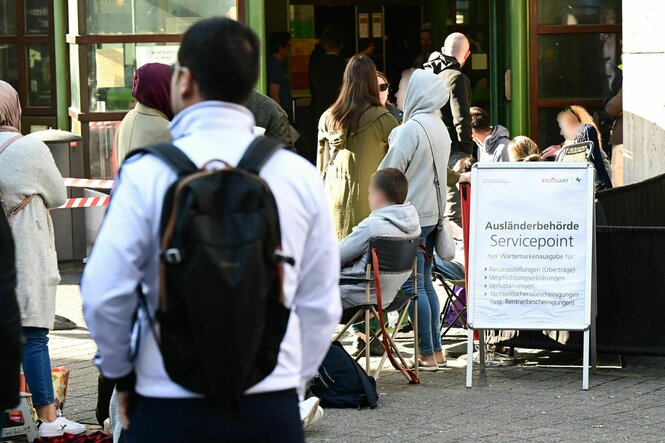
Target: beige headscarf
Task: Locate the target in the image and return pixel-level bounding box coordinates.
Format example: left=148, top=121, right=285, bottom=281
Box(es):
left=0, top=80, right=21, bottom=133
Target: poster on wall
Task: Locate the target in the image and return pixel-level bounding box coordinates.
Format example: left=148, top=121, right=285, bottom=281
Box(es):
left=371, top=13, right=383, bottom=38
left=468, top=163, right=594, bottom=331
left=358, top=13, right=369, bottom=39
left=95, top=48, right=125, bottom=88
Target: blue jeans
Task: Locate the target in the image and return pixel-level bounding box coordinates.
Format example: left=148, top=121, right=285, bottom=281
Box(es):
left=22, top=327, right=54, bottom=408
left=402, top=225, right=442, bottom=355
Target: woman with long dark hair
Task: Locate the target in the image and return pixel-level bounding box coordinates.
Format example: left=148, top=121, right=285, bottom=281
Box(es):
left=318, top=55, right=399, bottom=240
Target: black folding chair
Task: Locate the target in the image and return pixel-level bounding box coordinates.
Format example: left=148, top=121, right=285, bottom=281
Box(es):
left=334, top=236, right=420, bottom=383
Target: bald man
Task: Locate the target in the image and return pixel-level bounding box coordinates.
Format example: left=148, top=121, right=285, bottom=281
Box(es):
left=424, top=32, right=474, bottom=165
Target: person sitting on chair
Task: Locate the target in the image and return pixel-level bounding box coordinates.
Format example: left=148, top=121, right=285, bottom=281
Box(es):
left=339, top=168, right=420, bottom=355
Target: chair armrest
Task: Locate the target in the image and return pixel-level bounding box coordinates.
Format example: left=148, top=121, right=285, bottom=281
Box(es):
left=339, top=276, right=370, bottom=285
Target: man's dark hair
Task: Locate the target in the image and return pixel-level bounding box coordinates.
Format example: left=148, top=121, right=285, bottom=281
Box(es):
left=177, top=17, right=259, bottom=104
left=268, top=31, right=292, bottom=55
left=372, top=168, right=409, bottom=205
left=320, top=27, right=344, bottom=50
left=470, top=106, right=491, bottom=131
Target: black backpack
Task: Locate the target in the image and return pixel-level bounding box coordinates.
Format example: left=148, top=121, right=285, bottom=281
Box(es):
left=125, top=137, right=292, bottom=405
left=310, top=341, right=379, bottom=409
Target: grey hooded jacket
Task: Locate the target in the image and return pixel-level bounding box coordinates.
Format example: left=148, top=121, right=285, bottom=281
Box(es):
left=339, top=203, right=421, bottom=308
left=478, top=125, right=511, bottom=162
left=379, top=69, right=451, bottom=228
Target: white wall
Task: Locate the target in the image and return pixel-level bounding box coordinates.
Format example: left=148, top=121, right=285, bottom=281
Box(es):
left=622, top=0, right=665, bottom=184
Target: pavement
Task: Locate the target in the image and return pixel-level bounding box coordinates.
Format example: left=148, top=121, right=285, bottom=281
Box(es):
left=7, top=264, right=665, bottom=442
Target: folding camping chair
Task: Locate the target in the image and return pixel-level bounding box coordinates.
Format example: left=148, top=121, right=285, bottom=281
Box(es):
left=557, top=141, right=594, bottom=163
left=333, top=236, right=420, bottom=383
left=432, top=259, right=468, bottom=338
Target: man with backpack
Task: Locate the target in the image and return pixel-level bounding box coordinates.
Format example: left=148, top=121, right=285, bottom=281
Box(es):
left=82, top=17, right=341, bottom=442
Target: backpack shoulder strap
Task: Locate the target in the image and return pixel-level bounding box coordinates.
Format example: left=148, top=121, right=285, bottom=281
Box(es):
left=124, top=143, right=198, bottom=176
left=237, top=136, right=284, bottom=174
left=0, top=134, right=23, bottom=157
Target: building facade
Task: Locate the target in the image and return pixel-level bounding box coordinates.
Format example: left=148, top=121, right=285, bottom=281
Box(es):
left=1, top=1, right=659, bottom=184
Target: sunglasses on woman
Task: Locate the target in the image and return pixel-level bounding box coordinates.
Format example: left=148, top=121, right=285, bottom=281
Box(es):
left=379, top=83, right=389, bottom=92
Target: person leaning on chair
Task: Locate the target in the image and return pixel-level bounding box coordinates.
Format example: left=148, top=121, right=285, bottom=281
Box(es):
left=339, top=168, right=421, bottom=356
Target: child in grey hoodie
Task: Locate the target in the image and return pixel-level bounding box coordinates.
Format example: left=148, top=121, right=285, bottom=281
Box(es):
left=339, top=168, right=421, bottom=310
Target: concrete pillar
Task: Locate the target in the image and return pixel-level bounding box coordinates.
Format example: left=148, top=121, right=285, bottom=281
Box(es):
left=623, top=1, right=665, bottom=184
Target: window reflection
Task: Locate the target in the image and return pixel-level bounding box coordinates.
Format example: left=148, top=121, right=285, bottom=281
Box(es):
left=88, top=43, right=179, bottom=112
left=538, top=0, right=621, bottom=25
left=89, top=121, right=121, bottom=180
left=25, top=0, right=49, bottom=35
left=86, top=0, right=238, bottom=34
left=538, top=33, right=620, bottom=100
left=0, top=0, right=17, bottom=35
left=27, top=43, right=51, bottom=107
left=0, top=45, right=19, bottom=91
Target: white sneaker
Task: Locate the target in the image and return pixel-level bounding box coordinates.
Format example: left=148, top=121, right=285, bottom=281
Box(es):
left=54, top=411, right=87, bottom=435
left=104, top=417, right=113, bottom=435
left=311, top=406, right=324, bottom=426
left=37, top=419, right=67, bottom=438
left=299, top=397, right=322, bottom=428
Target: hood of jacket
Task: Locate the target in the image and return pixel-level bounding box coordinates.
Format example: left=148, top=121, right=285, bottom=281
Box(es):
left=370, top=202, right=420, bottom=235
left=484, top=125, right=510, bottom=149
left=423, top=52, right=461, bottom=75
left=402, top=69, right=450, bottom=122
left=319, top=106, right=390, bottom=152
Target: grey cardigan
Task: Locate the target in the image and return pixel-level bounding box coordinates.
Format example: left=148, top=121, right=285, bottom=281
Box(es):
left=0, top=133, right=66, bottom=329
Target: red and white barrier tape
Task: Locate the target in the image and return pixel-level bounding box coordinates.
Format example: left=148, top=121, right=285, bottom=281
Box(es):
left=63, top=178, right=115, bottom=189
left=56, top=196, right=110, bottom=209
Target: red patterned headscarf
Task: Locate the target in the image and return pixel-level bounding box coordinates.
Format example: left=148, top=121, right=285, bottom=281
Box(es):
left=132, top=63, right=174, bottom=120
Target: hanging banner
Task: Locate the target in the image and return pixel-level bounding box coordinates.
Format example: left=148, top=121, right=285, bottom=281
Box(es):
left=468, top=163, right=594, bottom=331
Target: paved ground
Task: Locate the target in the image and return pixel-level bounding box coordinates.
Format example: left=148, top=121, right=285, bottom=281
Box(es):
left=8, top=265, right=665, bottom=442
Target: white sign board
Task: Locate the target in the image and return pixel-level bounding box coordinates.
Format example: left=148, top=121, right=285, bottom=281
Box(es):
left=136, top=45, right=179, bottom=69
left=468, top=163, right=594, bottom=330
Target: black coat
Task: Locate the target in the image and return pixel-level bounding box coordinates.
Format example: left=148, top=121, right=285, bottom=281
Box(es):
left=424, top=54, right=474, bottom=156
left=309, top=53, right=346, bottom=126
left=0, top=209, right=22, bottom=410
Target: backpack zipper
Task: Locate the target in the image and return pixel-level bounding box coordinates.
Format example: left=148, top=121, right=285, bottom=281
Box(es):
left=315, top=366, right=335, bottom=388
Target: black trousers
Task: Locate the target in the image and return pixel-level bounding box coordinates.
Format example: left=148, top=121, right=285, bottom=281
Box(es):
left=126, top=390, right=304, bottom=443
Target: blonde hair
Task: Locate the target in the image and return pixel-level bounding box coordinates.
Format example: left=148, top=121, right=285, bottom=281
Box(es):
left=558, top=105, right=603, bottom=146
left=509, top=136, right=540, bottom=162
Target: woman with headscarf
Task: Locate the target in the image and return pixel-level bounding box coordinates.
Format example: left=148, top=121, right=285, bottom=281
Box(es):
left=0, top=81, right=85, bottom=437
left=113, top=62, right=173, bottom=169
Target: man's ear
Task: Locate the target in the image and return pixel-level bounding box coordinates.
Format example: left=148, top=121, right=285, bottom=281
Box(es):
left=178, top=67, right=196, bottom=102
left=464, top=50, right=471, bottom=61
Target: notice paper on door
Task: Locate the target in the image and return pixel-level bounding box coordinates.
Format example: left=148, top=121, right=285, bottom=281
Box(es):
left=95, top=48, right=125, bottom=88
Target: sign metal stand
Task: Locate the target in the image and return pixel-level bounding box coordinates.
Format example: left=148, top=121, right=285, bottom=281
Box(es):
left=464, top=163, right=597, bottom=390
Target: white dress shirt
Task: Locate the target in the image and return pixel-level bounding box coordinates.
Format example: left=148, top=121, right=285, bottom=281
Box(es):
left=82, top=101, right=342, bottom=398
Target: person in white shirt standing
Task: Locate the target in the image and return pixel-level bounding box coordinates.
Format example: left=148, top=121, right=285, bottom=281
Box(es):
left=81, top=17, right=341, bottom=442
